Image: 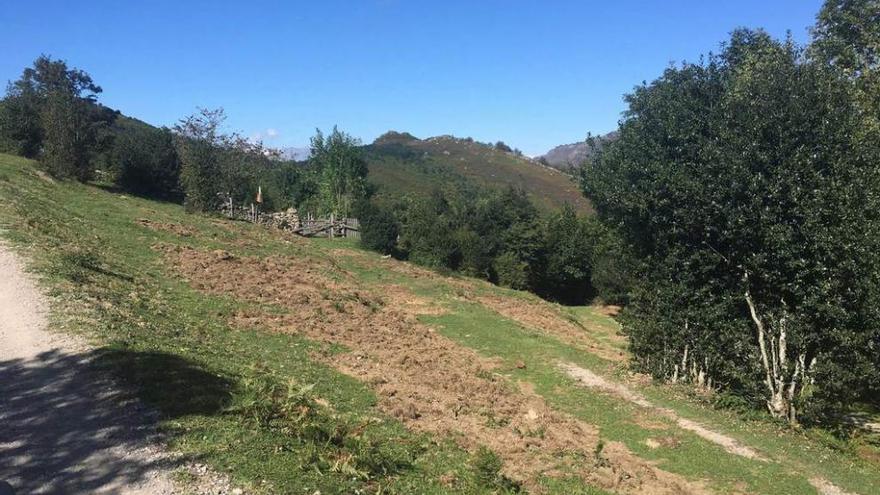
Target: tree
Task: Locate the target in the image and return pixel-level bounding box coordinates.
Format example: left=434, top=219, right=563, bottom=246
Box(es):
left=810, top=0, right=880, bottom=127
left=309, top=127, right=369, bottom=217
left=588, top=225, right=635, bottom=305
left=583, top=29, right=880, bottom=424
left=357, top=200, right=399, bottom=254
left=0, top=55, right=105, bottom=179
left=111, top=124, right=181, bottom=199
left=174, top=108, right=226, bottom=212
left=397, top=190, right=459, bottom=269
left=541, top=205, right=595, bottom=304
left=811, top=0, right=880, bottom=75
left=494, top=141, right=512, bottom=153
left=0, top=86, right=41, bottom=157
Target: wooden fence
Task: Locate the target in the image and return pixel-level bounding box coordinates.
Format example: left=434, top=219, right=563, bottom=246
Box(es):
left=297, top=214, right=360, bottom=239
left=219, top=196, right=359, bottom=239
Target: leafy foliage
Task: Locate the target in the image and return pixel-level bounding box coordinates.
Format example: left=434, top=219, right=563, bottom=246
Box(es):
left=228, top=366, right=415, bottom=481
left=173, top=108, right=281, bottom=212
left=470, top=446, right=521, bottom=492
left=358, top=184, right=617, bottom=304
left=0, top=55, right=109, bottom=179
left=110, top=123, right=181, bottom=200
left=583, top=28, right=880, bottom=423
left=173, top=108, right=226, bottom=212
left=810, top=0, right=880, bottom=122
left=356, top=200, right=399, bottom=254
left=309, top=127, right=370, bottom=217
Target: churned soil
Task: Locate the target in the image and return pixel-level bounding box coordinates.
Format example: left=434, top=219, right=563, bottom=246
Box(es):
left=136, top=218, right=197, bottom=237
left=161, top=245, right=708, bottom=494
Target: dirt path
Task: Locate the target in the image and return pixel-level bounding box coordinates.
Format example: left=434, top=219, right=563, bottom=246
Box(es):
left=561, top=362, right=861, bottom=495
left=0, top=244, right=178, bottom=494
left=561, top=362, right=767, bottom=461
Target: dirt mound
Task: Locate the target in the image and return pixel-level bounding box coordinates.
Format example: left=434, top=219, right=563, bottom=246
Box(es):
left=162, top=246, right=707, bottom=494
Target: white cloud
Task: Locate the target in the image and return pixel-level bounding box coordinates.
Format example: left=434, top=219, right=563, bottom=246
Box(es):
left=250, top=128, right=280, bottom=143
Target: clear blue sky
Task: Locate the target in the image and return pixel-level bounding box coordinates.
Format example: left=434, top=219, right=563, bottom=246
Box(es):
left=1, top=0, right=824, bottom=156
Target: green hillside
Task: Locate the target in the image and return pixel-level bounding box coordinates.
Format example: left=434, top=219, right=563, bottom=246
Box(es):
left=364, top=132, right=591, bottom=213
left=2, top=152, right=878, bottom=494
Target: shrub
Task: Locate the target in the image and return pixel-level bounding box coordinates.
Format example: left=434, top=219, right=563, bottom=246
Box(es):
left=112, top=125, right=181, bottom=200
left=493, top=251, right=529, bottom=290
left=357, top=201, right=398, bottom=254
left=471, top=446, right=520, bottom=492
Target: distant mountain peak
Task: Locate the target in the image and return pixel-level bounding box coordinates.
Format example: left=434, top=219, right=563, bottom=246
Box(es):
left=540, top=131, right=618, bottom=171
left=373, top=131, right=420, bottom=145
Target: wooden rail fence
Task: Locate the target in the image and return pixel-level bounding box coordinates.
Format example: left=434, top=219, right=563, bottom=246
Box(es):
left=219, top=196, right=359, bottom=239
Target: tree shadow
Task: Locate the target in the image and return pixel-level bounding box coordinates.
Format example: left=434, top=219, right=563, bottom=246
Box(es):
left=0, top=347, right=232, bottom=494
left=92, top=183, right=184, bottom=205
left=93, top=348, right=233, bottom=418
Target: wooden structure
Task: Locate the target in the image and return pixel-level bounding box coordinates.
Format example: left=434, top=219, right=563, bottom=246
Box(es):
left=297, top=213, right=360, bottom=239
left=218, top=193, right=359, bottom=239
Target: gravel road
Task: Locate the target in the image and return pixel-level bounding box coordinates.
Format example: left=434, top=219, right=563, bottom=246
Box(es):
left=0, top=243, right=178, bottom=494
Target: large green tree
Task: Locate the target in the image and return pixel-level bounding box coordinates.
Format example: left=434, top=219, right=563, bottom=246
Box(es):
left=111, top=123, right=181, bottom=200
left=541, top=204, right=596, bottom=304
left=811, top=0, right=880, bottom=127
left=0, top=56, right=106, bottom=179
left=174, top=108, right=227, bottom=212
left=583, top=30, right=880, bottom=423
left=309, top=127, right=370, bottom=217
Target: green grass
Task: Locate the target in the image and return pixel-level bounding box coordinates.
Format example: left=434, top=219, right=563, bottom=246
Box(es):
left=3, top=152, right=879, bottom=494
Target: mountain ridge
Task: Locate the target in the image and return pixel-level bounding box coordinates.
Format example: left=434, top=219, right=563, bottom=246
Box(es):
left=539, top=131, right=618, bottom=171
left=364, top=131, right=592, bottom=213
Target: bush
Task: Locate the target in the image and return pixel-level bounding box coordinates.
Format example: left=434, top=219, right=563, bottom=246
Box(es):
left=357, top=201, right=398, bottom=254
left=58, top=248, right=102, bottom=283
left=229, top=366, right=415, bottom=480
left=112, top=125, right=181, bottom=200
left=493, top=251, right=529, bottom=290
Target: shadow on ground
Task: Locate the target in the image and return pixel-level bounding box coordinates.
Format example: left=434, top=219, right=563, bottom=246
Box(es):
left=0, top=347, right=232, bottom=494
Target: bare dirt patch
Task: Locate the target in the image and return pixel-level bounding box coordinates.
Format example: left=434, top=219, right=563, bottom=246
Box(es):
left=162, top=246, right=708, bottom=494
left=136, top=218, right=197, bottom=237
left=809, top=477, right=859, bottom=495
left=382, top=283, right=447, bottom=315
left=562, top=362, right=767, bottom=461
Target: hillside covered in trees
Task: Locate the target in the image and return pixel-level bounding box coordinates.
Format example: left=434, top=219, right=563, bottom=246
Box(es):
left=364, top=131, right=591, bottom=213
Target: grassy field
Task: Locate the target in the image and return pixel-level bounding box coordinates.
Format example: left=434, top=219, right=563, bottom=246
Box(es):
left=1, top=152, right=878, bottom=494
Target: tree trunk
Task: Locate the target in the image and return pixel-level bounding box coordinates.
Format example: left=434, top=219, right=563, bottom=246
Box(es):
left=744, top=278, right=809, bottom=424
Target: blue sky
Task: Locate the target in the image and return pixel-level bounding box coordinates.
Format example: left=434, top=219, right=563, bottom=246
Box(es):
left=2, top=1, right=824, bottom=156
